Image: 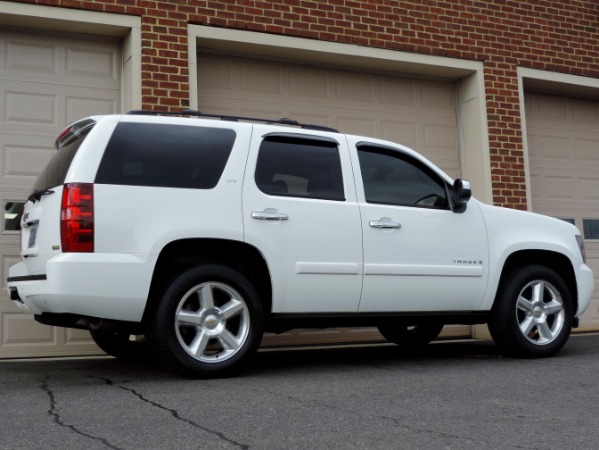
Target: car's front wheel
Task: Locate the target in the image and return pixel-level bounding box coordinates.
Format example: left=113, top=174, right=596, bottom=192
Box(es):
left=149, top=265, right=264, bottom=377
left=488, top=265, right=573, bottom=357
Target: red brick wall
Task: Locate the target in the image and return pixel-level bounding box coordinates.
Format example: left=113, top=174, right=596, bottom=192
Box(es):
left=7, top=0, right=599, bottom=208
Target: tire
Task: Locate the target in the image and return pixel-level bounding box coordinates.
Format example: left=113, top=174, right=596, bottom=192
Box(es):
left=377, top=321, right=444, bottom=347
left=90, top=330, right=155, bottom=362
left=488, top=265, right=573, bottom=358
left=149, top=265, right=264, bottom=378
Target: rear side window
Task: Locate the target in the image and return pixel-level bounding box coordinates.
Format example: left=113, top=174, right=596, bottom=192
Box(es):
left=255, top=135, right=345, bottom=201
left=33, top=127, right=92, bottom=192
left=95, top=123, right=236, bottom=189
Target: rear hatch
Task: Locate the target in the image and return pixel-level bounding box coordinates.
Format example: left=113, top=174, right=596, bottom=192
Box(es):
left=20, top=118, right=96, bottom=275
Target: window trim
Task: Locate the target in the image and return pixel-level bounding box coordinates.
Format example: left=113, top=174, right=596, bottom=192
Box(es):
left=262, top=132, right=340, bottom=145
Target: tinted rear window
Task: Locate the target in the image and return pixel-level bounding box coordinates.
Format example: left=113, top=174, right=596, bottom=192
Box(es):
left=255, top=136, right=345, bottom=201
left=95, top=123, right=236, bottom=189
left=32, top=128, right=92, bottom=192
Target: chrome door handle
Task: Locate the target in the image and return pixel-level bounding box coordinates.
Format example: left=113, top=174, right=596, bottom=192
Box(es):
left=369, top=218, right=401, bottom=229
left=251, top=210, right=289, bottom=221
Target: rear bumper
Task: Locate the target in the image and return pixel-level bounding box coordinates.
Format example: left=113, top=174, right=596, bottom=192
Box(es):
left=7, top=253, right=154, bottom=322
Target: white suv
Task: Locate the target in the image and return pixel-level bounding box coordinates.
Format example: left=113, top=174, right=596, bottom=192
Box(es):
left=7, top=111, right=594, bottom=377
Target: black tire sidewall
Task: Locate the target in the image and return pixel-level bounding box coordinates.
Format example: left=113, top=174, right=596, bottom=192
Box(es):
left=377, top=322, right=444, bottom=347
left=149, top=265, right=264, bottom=377
left=489, top=265, right=573, bottom=357
left=90, top=330, right=154, bottom=362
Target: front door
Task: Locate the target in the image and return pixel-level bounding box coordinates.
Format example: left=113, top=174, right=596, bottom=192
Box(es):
left=350, top=139, right=489, bottom=312
left=243, top=127, right=363, bottom=313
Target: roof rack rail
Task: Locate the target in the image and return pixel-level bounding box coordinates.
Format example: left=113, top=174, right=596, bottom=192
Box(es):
left=127, top=109, right=338, bottom=133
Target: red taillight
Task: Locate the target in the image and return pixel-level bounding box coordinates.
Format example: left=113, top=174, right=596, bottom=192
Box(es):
left=61, top=183, right=94, bottom=253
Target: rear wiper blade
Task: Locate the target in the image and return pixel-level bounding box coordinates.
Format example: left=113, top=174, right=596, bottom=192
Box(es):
left=28, top=189, right=54, bottom=203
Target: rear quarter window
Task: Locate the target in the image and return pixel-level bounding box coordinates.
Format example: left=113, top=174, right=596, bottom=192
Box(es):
left=33, top=128, right=92, bottom=192
left=95, top=122, right=236, bottom=189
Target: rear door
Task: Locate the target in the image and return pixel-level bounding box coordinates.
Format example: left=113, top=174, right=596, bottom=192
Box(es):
left=242, top=127, right=363, bottom=313
left=349, top=138, right=489, bottom=312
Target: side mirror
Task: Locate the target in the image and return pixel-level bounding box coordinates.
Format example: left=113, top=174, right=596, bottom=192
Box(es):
left=451, top=179, right=471, bottom=213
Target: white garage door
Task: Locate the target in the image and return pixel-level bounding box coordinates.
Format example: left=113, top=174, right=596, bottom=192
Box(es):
left=0, top=29, right=120, bottom=357
left=526, top=92, right=599, bottom=330
left=198, top=54, right=467, bottom=346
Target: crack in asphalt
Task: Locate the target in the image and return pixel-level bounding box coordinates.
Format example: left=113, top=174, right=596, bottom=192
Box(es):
left=41, top=377, right=125, bottom=450
left=91, top=376, right=250, bottom=450
left=252, top=388, right=541, bottom=450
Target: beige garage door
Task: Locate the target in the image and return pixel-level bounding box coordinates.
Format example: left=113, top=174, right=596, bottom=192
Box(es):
left=198, top=54, right=468, bottom=346
left=526, top=92, right=599, bottom=330
left=0, top=29, right=120, bottom=357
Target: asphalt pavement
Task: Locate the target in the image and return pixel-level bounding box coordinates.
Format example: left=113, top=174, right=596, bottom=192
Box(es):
left=1, top=334, right=598, bottom=450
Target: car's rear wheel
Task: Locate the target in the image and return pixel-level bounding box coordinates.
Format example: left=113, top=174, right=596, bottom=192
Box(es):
left=488, top=265, right=573, bottom=357
left=90, top=330, right=154, bottom=362
left=377, top=321, right=444, bottom=347
left=149, top=265, right=264, bottom=378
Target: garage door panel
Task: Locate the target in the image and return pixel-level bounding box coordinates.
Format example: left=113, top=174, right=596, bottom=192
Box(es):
left=531, top=169, right=599, bottom=209
left=2, top=84, right=118, bottom=134
left=424, top=124, right=458, bottom=151
left=1, top=31, right=119, bottom=90
left=66, top=45, right=118, bottom=83
left=526, top=92, right=599, bottom=330
left=289, top=67, right=329, bottom=98
left=200, top=56, right=458, bottom=172
left=333, top=73, right=374, bottom=102
left=381, top=121, right=418, bottom=148
left=65, top=328, right=97, bottom=345
left=1, top=311, right=58, bottom=346
left=539, top=135, right=572, bottom=161
left=526, top=94, right=567, bottom=124
left=380, top=79, right=415, bottom=105
left=421, top=80, right=456, bottom=111
left=240, top=105, right=290, bottom=121
left=3, top=88, right=58, bottom=129
left=1, top=35, right=58, bottom=75
left=572, top=100, right=599, bottom=125
left=532, top=134, right=599, bottom=166
left=1, top=135, right=54, bottom=186
left=240, top=63, right=284, bottom=95
left=1, top=246, right=20, bottom=288
left=531, top=173, right=576, bottom=202
left=336, top=116, right=375, bottom=137
left=575, top=138, right=599, bottom=163
left=2, top=38, right=57, bottom=76
left=65, top=95, right=117, bottom=123
left=579, top=178, right=599, bottom=203
left=0, top=29, right=120, bottom=358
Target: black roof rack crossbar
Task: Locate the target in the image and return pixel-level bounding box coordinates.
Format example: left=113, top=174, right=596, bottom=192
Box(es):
left=127, top=109, right=338, bottom=133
